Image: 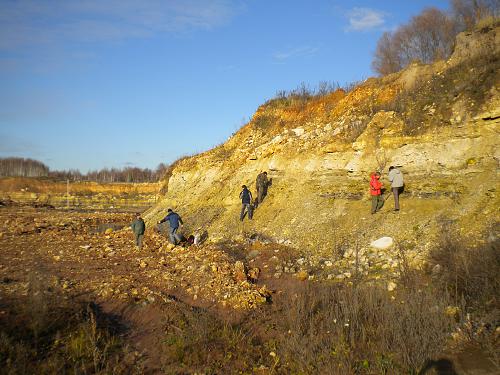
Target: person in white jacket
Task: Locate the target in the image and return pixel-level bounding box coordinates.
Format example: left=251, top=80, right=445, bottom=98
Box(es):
left=388, top=166, right=404, bottom=211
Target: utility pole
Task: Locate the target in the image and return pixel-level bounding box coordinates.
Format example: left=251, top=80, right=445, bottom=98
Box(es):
left=66, top=179, right=70, bottom=209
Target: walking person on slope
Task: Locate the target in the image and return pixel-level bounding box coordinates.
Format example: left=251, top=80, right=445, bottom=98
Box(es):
left=131, top=213, right=146, bottom=250
left=239, top=185, right=253, bottom=221
left=370, top=172, right=384, bottom=214
left=388, top=166, right=404, bottom=211
left=158, top=208, right=184, bottom=245
left=255, top=171, right=269, bottom=208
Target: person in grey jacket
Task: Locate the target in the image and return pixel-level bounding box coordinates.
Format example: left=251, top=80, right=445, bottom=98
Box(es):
left=131, top=213, right=146, bottom=249
left=388, top=166, right=404, bottom=211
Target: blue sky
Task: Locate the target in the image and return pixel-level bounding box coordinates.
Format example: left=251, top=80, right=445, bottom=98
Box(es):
left=0, top=0, right=449, bottom=172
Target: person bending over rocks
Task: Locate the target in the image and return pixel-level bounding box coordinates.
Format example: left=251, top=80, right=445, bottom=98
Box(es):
left=239, top=185, right=253, bottom=221
left=131, top=213, right=146, bottom=250
left=388, top=166, right=404, bottom=211
left=369, top=172, right=384, bottom=214
left=158, top=208, right=184, bottom=245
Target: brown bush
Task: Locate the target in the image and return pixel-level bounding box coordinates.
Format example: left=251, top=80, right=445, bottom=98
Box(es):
left=275, top=282, right=455, bottom=374
left=428, top=225, right=499, bottom=312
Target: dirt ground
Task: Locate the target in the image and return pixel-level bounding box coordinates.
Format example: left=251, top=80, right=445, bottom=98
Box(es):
left=1, top=206, right=496, bottom=374
left=0, top=205, right=305, bottom=373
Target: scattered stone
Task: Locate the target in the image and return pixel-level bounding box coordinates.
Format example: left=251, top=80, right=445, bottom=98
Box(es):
left=296, top=270, right=308, bottom=281
left=234, top=261, right=247, bottom=282
left=247, top=267, right=260, bottom=283
left=432, top=264, right=442, bottom=276
left=387, top=281, right=397, bottom=292
left=246, top=250, right=260, bottom=260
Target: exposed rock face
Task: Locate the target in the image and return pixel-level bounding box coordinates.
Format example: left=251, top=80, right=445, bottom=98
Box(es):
left=146, top=26, right=500, bottom=256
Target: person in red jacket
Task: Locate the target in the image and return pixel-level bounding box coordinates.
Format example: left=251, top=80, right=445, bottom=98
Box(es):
left=370, top=172, right=384, bottom=214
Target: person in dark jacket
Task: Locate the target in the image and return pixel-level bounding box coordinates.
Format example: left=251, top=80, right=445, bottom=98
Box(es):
left=255, top=171, right=269, bottom=207
left=131, top=213, right=146, bottom=249
left=369, top=172, right=384, bottom=214
left=239, top=185, right=253, bottom=221
left=158, top=208, right=184, bottom=245
left=388, top=166, right=404, bottom=211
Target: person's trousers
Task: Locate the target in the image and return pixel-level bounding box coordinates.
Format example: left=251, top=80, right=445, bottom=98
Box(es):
left=257, top=187, right=266, bottom=205
left=392, top=187, right=401, bottom=210
left=240, top=203, right=253, bottom=221
left=168, top=227, right=181, bottom=245
left=371, top=195, right=384, bottom=213
left=135, top=233, right=144, bottom=249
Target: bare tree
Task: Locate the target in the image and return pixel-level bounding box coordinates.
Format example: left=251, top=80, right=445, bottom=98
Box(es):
left=452, top=0, right=500, bottom=30
left=372, top=7, right=458, bottom=75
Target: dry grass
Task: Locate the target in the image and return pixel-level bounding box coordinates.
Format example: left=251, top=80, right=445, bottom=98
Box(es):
left=274, top=282, right=455, bottom=374
left=0, top=273, right=138, bottom=374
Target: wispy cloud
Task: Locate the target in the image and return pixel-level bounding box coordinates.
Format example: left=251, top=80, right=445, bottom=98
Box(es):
left=273, top=46, right=320, bottom=61
left=0, top=0, right=242, bottom=50
left=345, top=7, right=386, bottom=32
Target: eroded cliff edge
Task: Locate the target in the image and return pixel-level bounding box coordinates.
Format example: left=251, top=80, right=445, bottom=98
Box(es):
left=146, top=25, right=499, bottom=261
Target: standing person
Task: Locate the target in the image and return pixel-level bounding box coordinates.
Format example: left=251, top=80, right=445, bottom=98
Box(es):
left=131, top=213, right=146, bottom=250
left=158, top=208, right=183, bottom=245
left=255, top=171, right=269, bottom=207
left=388, top=166, right=404, bottom=211
left=239, top=185, right=253, bottom=221
left=369, top=172, right=384, bottom=214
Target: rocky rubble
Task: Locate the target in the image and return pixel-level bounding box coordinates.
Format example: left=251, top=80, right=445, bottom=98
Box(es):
left=0, top=207, right=271, bottom=309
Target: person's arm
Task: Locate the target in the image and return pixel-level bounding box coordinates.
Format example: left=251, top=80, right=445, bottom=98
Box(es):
left=158, top=217, right=166, bottom=224
left=249, top=191, right=253, bottom=201
left=178, top=215, right=183, bottom=225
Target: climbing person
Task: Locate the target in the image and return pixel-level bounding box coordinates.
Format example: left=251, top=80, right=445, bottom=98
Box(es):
left=255, top=171, right=269, bottom=208
left=131, top=213, right=146, bottom=249
left=370, top=172, right=384, bottom=214
left=239, top=185, right=253, bottom=221
left=157, top=208, right=184, bottom=245
left=388, top=166, right=404, bottom=211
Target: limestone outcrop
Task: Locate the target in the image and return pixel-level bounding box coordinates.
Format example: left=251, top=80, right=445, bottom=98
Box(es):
left=146, top=25, right=500, bottom=258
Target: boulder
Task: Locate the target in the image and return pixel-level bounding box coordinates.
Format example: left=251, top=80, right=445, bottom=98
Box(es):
left=370, top=237, right=394, bottom=250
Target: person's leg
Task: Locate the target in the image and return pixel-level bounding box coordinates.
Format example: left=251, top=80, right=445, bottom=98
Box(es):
left=135, top=233, right=140, bottom=246
left=137, top=234, right=143, bottom=249
left=258, top=187, right=264, bottom=205
left=371, top=196, right=377, bottom=213
left=377, top=195, right=384, bottom=211
left=168, top=227, right=176, bottom=244
left=240, top=204, right=247, bottom=221
left=172, top=227, right=181, bottom=243
left=392, top=187, right=400, bottom=210
left=248, top=203, right=253, bottom=219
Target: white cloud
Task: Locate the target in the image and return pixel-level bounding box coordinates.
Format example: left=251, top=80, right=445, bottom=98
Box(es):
left=0, top=0, right=243, bottom=49
left=273, top=46, right=320, bottom=61
left=346, top=7, right=386, bottom=32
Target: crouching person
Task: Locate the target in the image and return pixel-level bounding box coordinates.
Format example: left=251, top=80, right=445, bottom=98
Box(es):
left=131, top=213, right=146, bottom=250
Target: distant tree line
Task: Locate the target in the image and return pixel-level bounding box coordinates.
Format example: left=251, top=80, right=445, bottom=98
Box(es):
left=372, top=0, right=500, bottom=75
left=0, top=157, right=50, bottom=178
left=0, top=157, right=168, bottom=183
